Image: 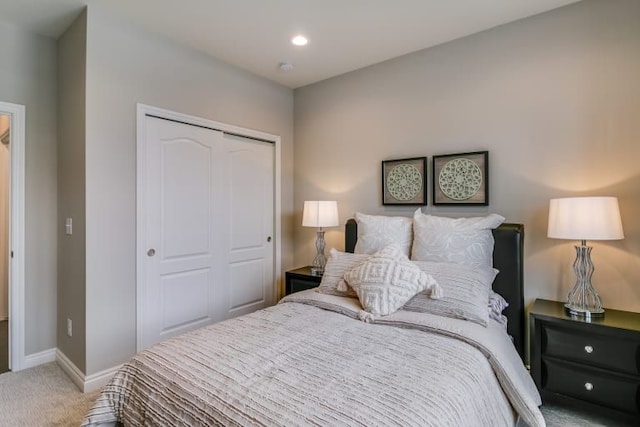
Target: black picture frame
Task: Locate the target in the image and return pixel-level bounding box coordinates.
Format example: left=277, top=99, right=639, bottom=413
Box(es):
left=432, top=151, right=489, bottom=206
left=382, top=157, right=427, bottom=206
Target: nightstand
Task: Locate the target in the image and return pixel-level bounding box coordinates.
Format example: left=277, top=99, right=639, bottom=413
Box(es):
left=285, top=267, right=322, bottom=295
left=530, top=299, right=640, bottom=421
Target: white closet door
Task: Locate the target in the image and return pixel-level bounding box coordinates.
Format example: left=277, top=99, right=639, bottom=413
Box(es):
left=138, top=116, right=274, bottom=350
left=221, top=134, right=274, bottom=319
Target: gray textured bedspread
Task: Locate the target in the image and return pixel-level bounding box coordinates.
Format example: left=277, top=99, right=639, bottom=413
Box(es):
left=82, top=290, right=544, bottom=427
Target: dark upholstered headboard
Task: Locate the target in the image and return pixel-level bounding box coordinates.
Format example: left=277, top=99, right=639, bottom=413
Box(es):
left=345, top=219, right=525, bottom=361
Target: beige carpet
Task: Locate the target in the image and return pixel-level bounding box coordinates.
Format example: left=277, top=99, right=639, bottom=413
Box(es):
left=0, top=362, right=636, bottom=426
left=0, top=362, right=99, bottom=427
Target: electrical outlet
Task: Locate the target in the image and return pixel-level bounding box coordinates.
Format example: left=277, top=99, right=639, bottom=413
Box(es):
left=67, top=318, right=72, bottom=337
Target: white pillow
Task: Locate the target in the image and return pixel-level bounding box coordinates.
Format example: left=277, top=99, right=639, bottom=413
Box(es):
left=316, top=249, right=370, bottom=298
left=354, top=212, right=412, bottom=257
left=403, top=261, right=498, bottom=327
left=411, top=209, right=505, bottom=267
left=489, top=290, right=509, bottom=327
left=344, top=245, right=442, bottom=316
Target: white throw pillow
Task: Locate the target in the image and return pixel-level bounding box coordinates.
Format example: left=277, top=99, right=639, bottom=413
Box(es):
left=354, top=212, right=413, bottom=257
left=411, top=209, right=505, bottom=267
left=345, top=245, right=442, bottom=316
left=316, top=249, right=370, bottom=298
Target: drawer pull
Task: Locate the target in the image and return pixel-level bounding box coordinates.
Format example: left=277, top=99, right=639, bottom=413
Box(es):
left=584, top=382, right=594, bottom=391
left=584, top=345, right=593, bottom=354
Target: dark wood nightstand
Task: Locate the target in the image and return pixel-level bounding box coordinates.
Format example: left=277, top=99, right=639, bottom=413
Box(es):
left=285, top=267, right=322, bottom=295
left=530, top=299, right=640, bottom=421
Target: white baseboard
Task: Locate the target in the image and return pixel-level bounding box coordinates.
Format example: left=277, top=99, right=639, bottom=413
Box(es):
left=23, top=348, right=56, bottom=369
left=55, top=348, right=120, bottom=393
left=84, top=363, right=121, bottom=392
left=18, top=347, right=120, bottom=393
left=55, top=348, right=84, bottom=391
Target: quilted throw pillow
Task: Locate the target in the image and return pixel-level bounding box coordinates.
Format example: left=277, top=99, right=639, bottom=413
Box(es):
left=344, top=245, right=442, bottom=316
left=411, top=210, right=505, bottom=268
left=403, top=261, right=498, bottom=327
left=353, top=212, right=413, bottom=257
left=316, top=249, right=371, bottom=298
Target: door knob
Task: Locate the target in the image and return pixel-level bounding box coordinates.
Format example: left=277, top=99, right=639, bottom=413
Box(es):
left=147, top=248, right=156, bottom=257
left=267, top=236, right=272, bottom=242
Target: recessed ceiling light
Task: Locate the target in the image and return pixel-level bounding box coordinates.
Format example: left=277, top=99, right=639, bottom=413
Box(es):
left=291, top=35, right=308, bottom=46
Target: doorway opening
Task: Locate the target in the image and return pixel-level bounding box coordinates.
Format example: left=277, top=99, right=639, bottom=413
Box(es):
left=0, top=101, right=25, bottom=373
left=0, top=113, right=8, bottom=374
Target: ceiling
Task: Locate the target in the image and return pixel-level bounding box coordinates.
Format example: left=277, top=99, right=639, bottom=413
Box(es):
left=0, top=0, right=582, bottom=88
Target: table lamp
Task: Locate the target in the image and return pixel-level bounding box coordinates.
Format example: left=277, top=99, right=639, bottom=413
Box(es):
left=547, top=196, right=624, bottom=318
left=302, top=201, right=339, bottom=275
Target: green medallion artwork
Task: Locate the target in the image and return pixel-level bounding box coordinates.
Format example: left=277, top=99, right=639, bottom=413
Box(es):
left=432, top=151, right=488, bottom=206
left=387, top=164, right=422, bottom=201
left=382, top=157, right=427, bottom=205
left=438, top=158, right=482, bottom=200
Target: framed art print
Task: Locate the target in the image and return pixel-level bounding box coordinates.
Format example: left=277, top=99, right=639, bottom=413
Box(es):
left=382, top=157, right=427, bottom=205
left=432, top=151, right=488, bottom=206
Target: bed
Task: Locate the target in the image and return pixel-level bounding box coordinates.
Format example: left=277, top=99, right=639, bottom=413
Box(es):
left=82, top=214, right=544, bottom=427
left=346, top=218, right=527, bottom=361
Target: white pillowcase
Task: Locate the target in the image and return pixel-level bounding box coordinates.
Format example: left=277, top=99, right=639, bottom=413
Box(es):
left=354, top=212, right=412, bottom=257
left=316, top=249, right=370, bottom=298
left=411, top=209, right=505, bottom=268
left=489, top=290, right=509, bottom=327
left=403, top=261, right=498, bottom=327
left=345, top=245, right=442, bottom=316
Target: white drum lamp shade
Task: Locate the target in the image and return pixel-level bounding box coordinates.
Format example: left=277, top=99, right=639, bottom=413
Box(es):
left=302, top=201, right=339, bottom=228
left=548, top=197, right=624, bottom=241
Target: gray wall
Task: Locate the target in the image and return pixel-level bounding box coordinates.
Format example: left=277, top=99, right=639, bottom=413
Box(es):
left=57, top=10, right=87, bottom=372
left=82, top=5, right=295, bottom=375
left=0, top=21, right=58, bottom=355
left=294, top=0, right=640, bottom=313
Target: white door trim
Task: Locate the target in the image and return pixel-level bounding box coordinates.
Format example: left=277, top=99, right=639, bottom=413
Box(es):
left=135, top=103, right=282, bottom=352
left=0, top=101, right=26, bottom=371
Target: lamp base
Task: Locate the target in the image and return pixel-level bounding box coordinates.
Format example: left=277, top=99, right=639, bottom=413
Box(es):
left=310, top=266, right=324, bottom=276
left=310, top=229, right=327, bottom=276
left=564, top=242, right=605, bottom=320
left=564, top=303, right=604, bottom=319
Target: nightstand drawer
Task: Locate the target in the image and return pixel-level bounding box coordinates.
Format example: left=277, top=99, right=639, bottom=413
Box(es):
left=288, top=277, right=319, bottom=293
left=285, top=267, right=322, bottom=296
left=544, top=326, right=640, bottom=375
left=531, top=299, right=640, bottom=421
left=543, top=358, right=640, bottom=415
